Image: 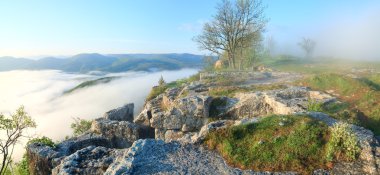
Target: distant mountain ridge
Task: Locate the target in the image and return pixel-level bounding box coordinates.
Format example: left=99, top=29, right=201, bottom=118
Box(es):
left=0, top=53, right=205, bottom=72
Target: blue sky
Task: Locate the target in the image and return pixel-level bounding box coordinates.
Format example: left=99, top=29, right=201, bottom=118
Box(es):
left=0, top=0, right=379, bottom=58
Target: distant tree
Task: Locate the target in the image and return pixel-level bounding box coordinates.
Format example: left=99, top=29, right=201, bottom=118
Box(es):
left=298, top=37, right=316, bottom=58
left=0, top=106, right=36, bottom=174
left=266, top=35, right=276, bottom=57
left=158, top=75, right=166, bottom=87
left=70, top=118, right=92, bottom=136
left=202, top=55, right=216, bottom=71
left=194, top=0, right=267, bottom=69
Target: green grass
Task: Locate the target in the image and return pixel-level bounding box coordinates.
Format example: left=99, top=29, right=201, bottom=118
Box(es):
left=307, top=99, right=324, bottom=112
left=263, top=56, right=380, bottom=75
left=146, top=85, right=168, bottom=101
left=300, top=74, right=380, bottom=135
left=206, top=115, right=360, bottom=174
left=205, top=115, right=331, bottom=174
left=145, top=73, right=200, bottom=101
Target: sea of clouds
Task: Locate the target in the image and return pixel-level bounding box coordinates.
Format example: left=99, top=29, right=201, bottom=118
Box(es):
left=0, top=69, right=198, bottom=160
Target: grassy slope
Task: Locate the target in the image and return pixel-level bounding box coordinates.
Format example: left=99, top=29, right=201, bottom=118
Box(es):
left=263, top=56, right=380, bottom=74
left=206, top=115, right=331, bottom=174
left=299, top=74, right=380, bottom=135
left=262, top=56, right=380, bottom=135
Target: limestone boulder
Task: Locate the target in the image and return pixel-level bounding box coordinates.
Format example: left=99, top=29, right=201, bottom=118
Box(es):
left=104, top=103, right=134, bottom=122
left=52, top=146, right=123, bottom=175
left=91, top=118, right=154, bottom=148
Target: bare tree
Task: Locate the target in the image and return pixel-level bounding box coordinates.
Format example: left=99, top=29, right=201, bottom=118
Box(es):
left=298, top=37, right=316, bottom=58
left=194, top=0, right=266, bottom=69
left=0, top=106, right=36, bottom=174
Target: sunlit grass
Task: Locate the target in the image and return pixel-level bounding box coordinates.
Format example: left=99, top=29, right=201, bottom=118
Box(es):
left=300, top=74, right=380, bottom=135
left=205, top=115, right=332, bottom=174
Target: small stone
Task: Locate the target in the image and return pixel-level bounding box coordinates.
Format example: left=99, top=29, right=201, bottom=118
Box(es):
left=258, top=140, right=265, bottom=145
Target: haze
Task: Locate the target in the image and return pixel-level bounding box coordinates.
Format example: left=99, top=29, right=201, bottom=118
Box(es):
left=0, top=69, right=198, bottom=159
left=0, top=0, right=379, bottom=60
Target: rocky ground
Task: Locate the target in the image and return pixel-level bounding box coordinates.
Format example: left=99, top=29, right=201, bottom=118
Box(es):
left=27, top=71, right=380, bottom=175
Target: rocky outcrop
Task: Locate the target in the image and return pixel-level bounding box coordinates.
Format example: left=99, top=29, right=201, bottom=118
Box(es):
left=52, top=146, right=123, bottom=175
left=27, top=133, right=112, bottom=175
left=135, top=91, right=213, bottom=141
left=104, top=139, right=294, bottom=175
left=28, top=103, right=153, bottom=175
left=104, top=103, right=134, bottom=122
left=224, top=87, right=335, bottom=119
left=91, top=118, right=154, bottom=148
left=27, top=143, right=61, bottom=175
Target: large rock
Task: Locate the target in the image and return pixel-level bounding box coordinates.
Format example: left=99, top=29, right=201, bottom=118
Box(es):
left=27, top=143, right=61, bottom=175
left=135, top=93, right=213, bottom=141
left=27, top=133, right=112, bottom=175
left=91, top=118, right=154, bottom=148
left=104, top=103, right=134, bottom=122
left=52, top=146, right=123, bottom=175
left=226, top=87, right=335, bottom=119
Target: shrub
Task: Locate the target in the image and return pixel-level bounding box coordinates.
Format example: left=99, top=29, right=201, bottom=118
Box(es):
left=158, top=75, right=166, bottom=87
left=326, top=122, right=361, bottom=161
left=28, top=136, right=56, bottom=148
left=307, top=99, right=324, bottom=112
left=146, top=85, right=167, bottom=101
left=70, top=118, right=92, bottom=136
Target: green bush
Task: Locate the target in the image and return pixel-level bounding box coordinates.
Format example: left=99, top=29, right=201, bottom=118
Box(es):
left=28, top=136, right=56, bottom=148
left=326, top=122, right=361, bottom=161
left=307, top=99, right=324, bottom=112
left=158, top=75, right=166, bottom=87
left=70, top=118, right=92, bottom=136
left=146, top=85, right=167, bottom=101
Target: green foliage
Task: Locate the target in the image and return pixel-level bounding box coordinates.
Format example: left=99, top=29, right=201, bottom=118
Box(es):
left=146, top=73, right=200, bottom=101
left=146, top=86, right=168, bottom=101
left=300, top=74, right=380, bottom=135
left=0, top=106, right=36, bottom=174
left=0, top=106, right=36, bottom=130
left=305, top=74, right=360, bottom=95
left=326, top=122, right=361, bottom=161
left=70, top=118, right=92, bottom=136
left=4, top=154, right=30, bottom=175
left=307, top=99, right=324, bottom=112
left=64, top=76, right=117, bottom=94
left=321, top=102, right=360, bottom=124
left=28, top=136, right=56, bottom=148
left=205, top=115, right=331, bottom=174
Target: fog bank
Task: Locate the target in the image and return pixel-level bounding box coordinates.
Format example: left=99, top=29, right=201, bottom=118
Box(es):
left=0, top=69, right=198, bottom=160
